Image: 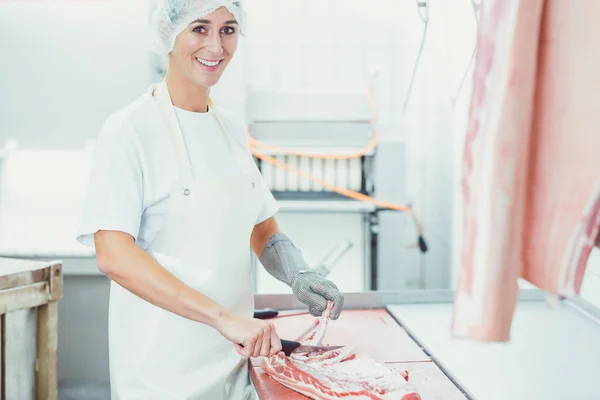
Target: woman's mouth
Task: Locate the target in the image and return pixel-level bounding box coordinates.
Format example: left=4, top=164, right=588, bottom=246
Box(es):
left=196, top=57, right=222, bottom=72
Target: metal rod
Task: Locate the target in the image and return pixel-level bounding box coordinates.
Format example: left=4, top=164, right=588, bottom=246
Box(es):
left=386, top=309, right=476, bottom=400
left=253, top=289, right=546, bottom=310
left=403, top=22, right=428, bottom=113
left=403, top=0, right=429, bottom=113
left=565, top=296, right=600, bottom=326
left=313, top=240, right=354, bottom=277
left=451, top=0, right=481, bottom=107
left=452, top=46, right=477, bottom=107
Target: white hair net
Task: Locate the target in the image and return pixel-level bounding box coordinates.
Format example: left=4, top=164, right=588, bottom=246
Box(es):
left=151, top=0, right=247, bottom=56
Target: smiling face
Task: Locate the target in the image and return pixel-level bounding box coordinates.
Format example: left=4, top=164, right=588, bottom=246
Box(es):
left=169, top=7, right=239, bottom=89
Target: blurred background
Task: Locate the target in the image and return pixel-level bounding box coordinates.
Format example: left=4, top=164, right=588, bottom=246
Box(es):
left=1, top=0, right=599, bottom=399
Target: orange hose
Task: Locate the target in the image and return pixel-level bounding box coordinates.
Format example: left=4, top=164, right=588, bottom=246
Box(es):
left=251, top=149, right=424, bottom=235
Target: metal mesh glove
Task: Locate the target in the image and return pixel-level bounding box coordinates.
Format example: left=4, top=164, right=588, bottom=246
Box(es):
left=290, top=270, right=344, bottom=319
left=259, top=233, right=344, bottom=319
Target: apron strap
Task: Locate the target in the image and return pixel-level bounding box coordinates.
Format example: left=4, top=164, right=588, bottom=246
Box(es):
left=154, top=79, right=255, bottom=183
left=208, top=99, right=256, bottom=173
left=154, top=79, right=195, bottom=182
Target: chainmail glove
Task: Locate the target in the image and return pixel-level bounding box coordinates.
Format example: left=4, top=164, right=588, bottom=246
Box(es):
left=290, top=270, right=344, bottom=319
left=259, top=233, right=344, bottom=319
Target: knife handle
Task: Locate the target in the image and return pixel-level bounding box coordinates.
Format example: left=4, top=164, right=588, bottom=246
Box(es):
left=280, top=339, right=301, bottom=356
left=253, top=308, right=279, bottom=319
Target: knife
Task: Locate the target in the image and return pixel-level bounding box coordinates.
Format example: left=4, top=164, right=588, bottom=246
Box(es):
left=253, top=308, right=279, bottom=319
left=280, top=339, right=344, bottom=356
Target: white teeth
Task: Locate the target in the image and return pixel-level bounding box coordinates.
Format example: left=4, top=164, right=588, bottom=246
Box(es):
left=196, top=58, right=220, bottom=67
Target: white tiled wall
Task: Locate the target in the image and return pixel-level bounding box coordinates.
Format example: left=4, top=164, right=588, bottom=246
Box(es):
left=0, top=0, right=153, bottom=149
left=580, top=249, right=600, bottom=308
left=243, top=0, right=479, bottom=289
left=401, top=0, right=478, bottom=288
left=244, top=0, right=425, bottom=132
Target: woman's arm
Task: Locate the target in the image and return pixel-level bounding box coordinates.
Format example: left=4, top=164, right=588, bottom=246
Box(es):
left=250, top=217, right=281, bottom=257
left=94, top=229, right=282, bottom=357
left=95, top=230, right=225, bottom=326
left=251, top=217, right=345, bottom=319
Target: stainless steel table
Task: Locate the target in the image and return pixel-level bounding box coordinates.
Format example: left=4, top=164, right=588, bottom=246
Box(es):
left=255, top=288, right=600, bottom=400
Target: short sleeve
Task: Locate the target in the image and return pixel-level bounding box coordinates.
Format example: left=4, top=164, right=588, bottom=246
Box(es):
left=249, top=149, right=279, bottom=224
left=256, top=179, right=279, bottom=224
left=76, top=117, right=144, bottom=248
left=216, top=106, right=280, bottom=224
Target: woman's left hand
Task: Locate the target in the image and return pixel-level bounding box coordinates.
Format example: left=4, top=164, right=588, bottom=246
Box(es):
left=290, top=271, right=344, bottom=319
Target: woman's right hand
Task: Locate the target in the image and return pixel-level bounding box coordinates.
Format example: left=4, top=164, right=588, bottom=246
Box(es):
left=215, top=311, right=283, bottom=358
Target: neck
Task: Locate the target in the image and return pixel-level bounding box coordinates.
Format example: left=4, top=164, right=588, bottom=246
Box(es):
left=165, top=69, right=210, bottom=113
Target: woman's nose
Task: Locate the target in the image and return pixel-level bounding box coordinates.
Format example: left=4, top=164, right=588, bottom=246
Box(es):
left=204, top=34, right=223, bottom=55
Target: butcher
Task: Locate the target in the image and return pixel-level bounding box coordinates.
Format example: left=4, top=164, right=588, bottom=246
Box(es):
left=75, top=0, right=344, bottom=398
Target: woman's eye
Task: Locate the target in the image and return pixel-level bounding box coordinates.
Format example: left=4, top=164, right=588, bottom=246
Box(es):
left=193, top=26, right=206, bottom=34
left=221, top=27, right=235, bottom=35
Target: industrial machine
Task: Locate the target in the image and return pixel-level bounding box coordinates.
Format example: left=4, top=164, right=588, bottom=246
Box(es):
left=245, top=81, right=427, bottom=294
left=245, top=85, right=391, bottom=294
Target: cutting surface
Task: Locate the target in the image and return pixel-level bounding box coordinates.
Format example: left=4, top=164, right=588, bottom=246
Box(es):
left=249, top=308, right=466, bottom=399
left=387, top=301, right=600, bottom=400
left=0, top=257, right=56, bottom=276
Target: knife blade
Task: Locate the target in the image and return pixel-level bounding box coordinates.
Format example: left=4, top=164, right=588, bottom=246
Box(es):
left=281, top=339, right=344, bottom=356
left=253, top=308, right=279, bottom=319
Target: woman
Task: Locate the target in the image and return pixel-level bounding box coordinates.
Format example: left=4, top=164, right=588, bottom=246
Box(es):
left=76, top=1, right=344, bottom=399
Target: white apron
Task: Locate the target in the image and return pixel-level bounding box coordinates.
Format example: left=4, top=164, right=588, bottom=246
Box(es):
left=107, top=79, right=264, bottom=400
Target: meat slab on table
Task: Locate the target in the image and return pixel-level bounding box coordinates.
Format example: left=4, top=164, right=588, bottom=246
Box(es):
left=257, top=302, right=422, bottom=400
left=452, top=0, right=600, bottom=341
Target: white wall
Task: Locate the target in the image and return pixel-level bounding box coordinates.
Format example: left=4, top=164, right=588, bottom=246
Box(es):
left=242, top=0, right=478, bottom=289
left=580, top=249, right=600, bottom=308
left=0, top=0, right=480, bottom=289
left=400, top=0, right=478, bottom=288
left=0, top=0, right=154, bottom=149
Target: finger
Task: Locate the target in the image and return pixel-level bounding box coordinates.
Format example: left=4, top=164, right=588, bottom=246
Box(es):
left=234, top=343, right=246, bottom=356
left=241, top=336, right=256, bottom=358
left=252, top=329, right=263, bottom=358
left=308, top=304, right=322, bottom=317
left=260, top=324, right=271, bottom=357
left=298, top=283, right=327, bottom=314
left=269, top=325, right=282, bottom=357
left=330, top=292, right=345, bottom=320
left=311, top=282, right=344, bottom=319
left=310, top=281, right=336, bottom=301
left=309, top=282, right=334, bottom=311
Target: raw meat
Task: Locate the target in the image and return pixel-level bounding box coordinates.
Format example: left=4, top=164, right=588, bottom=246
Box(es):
left=260, top=302, right=421, bottom=400
left=453, top=0, right=600, bottom=341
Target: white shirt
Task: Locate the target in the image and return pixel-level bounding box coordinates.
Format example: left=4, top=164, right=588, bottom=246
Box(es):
left=76, top=84, right=279, bottom=250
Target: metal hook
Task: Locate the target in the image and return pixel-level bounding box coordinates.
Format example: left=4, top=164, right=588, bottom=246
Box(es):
left=471, top=0, right=481, bottom=22
left=451, top=0, right=482, bottom=107
left=417, top=0, right=429, bottom=23
left=403, top=0, right=429, bottom=113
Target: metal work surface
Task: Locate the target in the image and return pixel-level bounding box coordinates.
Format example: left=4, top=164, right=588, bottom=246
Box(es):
left=253, top=289, right=600, bottom=399
left=387, top=297, right=600, bottom=400
left=249, top=307, right=466, bottom=399
left=253, top=289, right=545, bottom=311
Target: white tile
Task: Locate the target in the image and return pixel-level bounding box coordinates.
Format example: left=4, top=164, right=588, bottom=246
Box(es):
left=388, top=301, right=600, bottom=400
left=331, top=45, right=366, bottom=91
left=275, top=45, right=310, bottom=91
left=586, top=246, right=600, bottom=276
left=306, top=45, right=337, bottom=91
left=580, top=268, right=600, bottom=309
